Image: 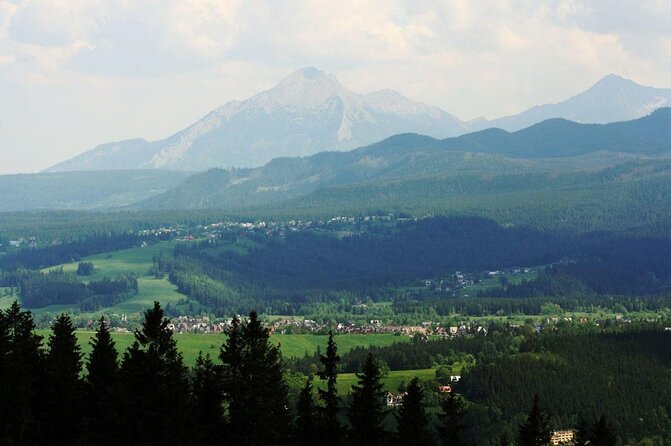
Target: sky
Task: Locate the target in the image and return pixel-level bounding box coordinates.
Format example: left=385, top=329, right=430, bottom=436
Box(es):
left=0, top=0, right=670, bottom=174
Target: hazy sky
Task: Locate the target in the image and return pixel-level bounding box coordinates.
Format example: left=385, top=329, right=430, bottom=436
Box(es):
left=1, top=0, right=670, bottom=174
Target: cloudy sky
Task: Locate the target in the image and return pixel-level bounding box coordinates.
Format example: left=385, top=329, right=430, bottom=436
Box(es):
left=1, top=0, right=670, bottom=174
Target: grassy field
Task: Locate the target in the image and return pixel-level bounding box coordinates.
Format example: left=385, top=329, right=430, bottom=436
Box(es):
left=335, top=368, right=437, bottom=395
left=457, top=270, right=538, bottom=297
left=33, top=331, right=410, bottom=367
left=34, top=241, right=196, bottom=316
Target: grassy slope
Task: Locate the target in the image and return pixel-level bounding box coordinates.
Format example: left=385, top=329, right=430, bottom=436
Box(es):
left=32, top=331, right=411, bottom=368
left=36, top=241, right=193, bottom=315
left=335, top=368, right=437, bottom=395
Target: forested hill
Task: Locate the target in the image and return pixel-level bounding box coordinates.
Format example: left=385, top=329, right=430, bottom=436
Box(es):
left=0, top=170, right=191, bottom=212
left=263, top=160, right=671, bottom=233
left=134, top=109, right=671, bottom=212
left=441, top=107, right=671, bottom=158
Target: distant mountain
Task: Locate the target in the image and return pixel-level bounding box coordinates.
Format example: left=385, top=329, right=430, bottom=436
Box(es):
left=444, top=107, right=671, bottom=158
left=476, top=74, right=671, bottom=131
left=135, top=110, right=671, bottom=210
left=47, top=67, right=467, bottom=172
left=0, top=170, right=190, bottom=212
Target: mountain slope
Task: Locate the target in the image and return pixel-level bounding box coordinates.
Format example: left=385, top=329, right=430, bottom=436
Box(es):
left=0, top=170, right=191, bottom=212
left=134, top=110, right=671, bottom=210
left=476, top=74, right=671, bottom=131
left=46, top=67, right=467, bottom=172
left=444, top=107, right=671, bottom=157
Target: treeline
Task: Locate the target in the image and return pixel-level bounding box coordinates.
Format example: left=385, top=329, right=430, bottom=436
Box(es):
left=0, top=209, right=237, bottom=241
left=9, top=268, right=138, bottom=310
left=289, top=331, right=517, bottom=374
left=175, top=217, right=568, bottom=292
left=461, top=330, right=671, bottom=443
left=168, top=217, right=671, bottom=315
left=0, top=301, right=623, bottom=446
left=0, top=233, right=143, bottom=270
left=0, top=303, right=490, bottom=446
left=170, top=217, right=570, bottom=314
left=479, top=263, right=665, bottom=298
left=262, top=165, right=671, bottom=236
left=393, top=294, right=671, bottom=317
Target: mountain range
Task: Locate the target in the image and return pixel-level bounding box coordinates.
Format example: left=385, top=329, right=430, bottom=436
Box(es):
left=133, top=108, right=671, bottom=210
left=1, top=109, right=669, bottom=219
left=46, top=69, right=671, bottom=173
left=46, top=67, right=467, bottom=172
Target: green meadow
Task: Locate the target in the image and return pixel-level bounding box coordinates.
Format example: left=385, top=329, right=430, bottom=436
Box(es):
left=34, top=331, right=411, bottom=367
left=36, top=240, right=196, bottom=315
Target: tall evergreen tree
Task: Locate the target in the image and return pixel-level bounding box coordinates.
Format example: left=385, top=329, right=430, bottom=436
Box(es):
left=220, top=311, right=291, bottom=446
left=317, top=329, right=343, bottom=446
left=42, top=313, right=84, bottom=444
left=573, top=418, right=591, bottom=446
left=86, top=317, right=119, bottom=446
left=396, top=377, right=434, bottom=446
left=439, top=391, right=469, bottom=446
left=591, top=415, right=617, bottom=446
left=518, top=394, right=552, bottom=446
left=348, top=353, right=388, bottom=446
left=192, top=352, right=224, bottom=443
left=119, top=301, right=191, bottom=445
left=0, top=301, right=44, bottom=445
left=295, top=377, right=319, bottom=446
left=499, top=432, right=511, bottom=446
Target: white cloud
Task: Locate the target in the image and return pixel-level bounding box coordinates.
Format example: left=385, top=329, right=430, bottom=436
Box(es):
left=0, top=0, right=670, bottom=173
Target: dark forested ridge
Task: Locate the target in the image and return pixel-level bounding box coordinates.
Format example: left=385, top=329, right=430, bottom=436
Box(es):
left=166, top=216, right=671, bottom=315
left=440, top=107, right=671, bottom=158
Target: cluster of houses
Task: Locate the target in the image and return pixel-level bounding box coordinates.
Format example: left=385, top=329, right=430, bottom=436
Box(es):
left=164, top=316, right=234, bottom=334
left=266, top=317, right=492, bottom=338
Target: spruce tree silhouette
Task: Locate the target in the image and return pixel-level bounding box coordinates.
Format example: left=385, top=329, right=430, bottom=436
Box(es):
left=348, top=353, right=388, bottom=446
left=0, top=301, right=44, bottom=445
left=43, top=313, right=84, bottom=444
left=518, top=394, right=552, bottom=446
left=220, top=311, right=291, bottom=446
left=192, top=352, right=224, bottom=443
left=295, top=376, right=319, bottom=446
left=318, top=329, right=343, bottom=446
left=86, top=317, right=119, bottom=446
left=591, top=415, right=617, bottom=446
left=119, top=301, right=191, bottom=445
left=439, top=391, right=469, bottom=446
left=396, top=377, right=434, bottom=446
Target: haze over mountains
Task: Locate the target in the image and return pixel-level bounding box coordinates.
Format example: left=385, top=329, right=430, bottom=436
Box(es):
left=3, top=108, right=669, bottom=213
left=47, top=67, right=467, bottom=172
left=471, top=74, right=671, bottom=132
left=3, top=69, right=668, bottom=214
left=134, top=108, right=671, bottom=211
left=46, top=69, right=671, bottom=173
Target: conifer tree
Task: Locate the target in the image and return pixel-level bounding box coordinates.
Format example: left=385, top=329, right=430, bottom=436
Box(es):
left=573, top=418, right=591, bottom=446
left=119, top=301, right=191, bottom=445
left=348, top=353, right=388, bottom=446
left=42, top=313, right=84, bottom=444
left=518, top=394, right=552, bottom=446
left=439, top=391, right=469, bottom=446
left=220, top=311, right=291, bottom=446
left=86, top=317, right=119, bottom=446
left=317, top=329, right=343, bottom=445
left=295, top=376, right=319, bottom=446
left=396, top=377, right=434, bottom=446
left=192, top=352, right=224, bottom=442
left=0, top=302, right=44, bottom=445
left=591, top=415, right=617, bottom=446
